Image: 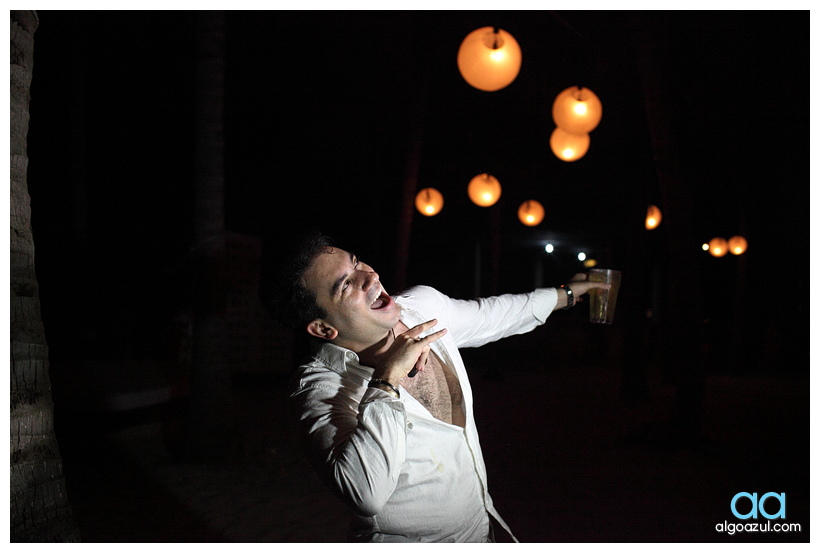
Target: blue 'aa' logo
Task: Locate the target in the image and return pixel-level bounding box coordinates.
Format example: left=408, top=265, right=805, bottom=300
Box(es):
left=731, top=492, right=786, bottom=520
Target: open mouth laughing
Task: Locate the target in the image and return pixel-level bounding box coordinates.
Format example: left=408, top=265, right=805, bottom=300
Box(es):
left=369, top=284, right=394, bottom=311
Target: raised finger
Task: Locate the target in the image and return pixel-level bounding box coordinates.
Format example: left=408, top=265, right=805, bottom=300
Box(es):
left=416, top=327, right=447, bottom=345
left=404, top=319, right=439, bottom=339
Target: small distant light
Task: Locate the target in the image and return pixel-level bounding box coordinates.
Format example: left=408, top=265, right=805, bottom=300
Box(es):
left=518, top=200, right=545, bottom=227
left=583, top=259, right=597, bottom=268
left=728, top=236, right=748, bottom=255
left=545, top=244, right=554, bottom=253
left=702, top=243, right=709, bottom=251
left=646, top=205, right=662, bottom=230
left=708, top=237, right=728, bottom=258
left=578, top=252, right=586, bottom=261
left=415, top=187, right=444, bottom=217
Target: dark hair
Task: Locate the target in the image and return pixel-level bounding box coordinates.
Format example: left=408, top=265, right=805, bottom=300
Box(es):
left=259, top=231, right=333, bottom=331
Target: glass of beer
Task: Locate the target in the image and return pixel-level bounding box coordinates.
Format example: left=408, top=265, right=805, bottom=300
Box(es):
left=588, top=268, right=622, bottom=324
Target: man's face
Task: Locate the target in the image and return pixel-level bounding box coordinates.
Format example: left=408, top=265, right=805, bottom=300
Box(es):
left=301, top=247, right=400, bottom=350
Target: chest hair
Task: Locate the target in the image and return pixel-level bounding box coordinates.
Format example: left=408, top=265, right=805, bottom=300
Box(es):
left=397, top=327, right=465, bottom=428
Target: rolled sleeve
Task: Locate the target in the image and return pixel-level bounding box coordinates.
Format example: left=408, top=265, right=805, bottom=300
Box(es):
left=531, top=287, right=558, bottom=323
left=291, top=373, right=408, bottom=517
left=400, top=286, right=557, bottom=348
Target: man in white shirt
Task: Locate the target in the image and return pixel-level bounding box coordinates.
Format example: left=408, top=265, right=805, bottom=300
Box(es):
left=262, top=232, right=609, bottom=542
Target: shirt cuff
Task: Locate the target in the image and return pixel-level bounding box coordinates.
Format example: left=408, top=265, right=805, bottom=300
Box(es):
left=532, top=288, right=558, bottom=323
left=360, top=386, right=406, bottom=408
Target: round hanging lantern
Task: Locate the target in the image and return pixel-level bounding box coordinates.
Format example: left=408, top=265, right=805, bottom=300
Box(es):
left=552, top=86, right=603, bottom=134
left=518, top=200, right=545, bottom=227
left=549, top=127, right=590, bottom=162
left=646, top=205, right=662, bottom=230
left=415, top=187, right=444, bottom=217
left=467, top=173, right=502, bottom=207
left=728, top=235, right=748, bottom=255
left=708, top=237, right=728, bottom=258
left=457, top=27, right=522, bottom=92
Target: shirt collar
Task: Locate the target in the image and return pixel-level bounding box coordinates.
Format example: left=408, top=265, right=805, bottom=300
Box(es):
left=312, top=341, right=362, bottom=375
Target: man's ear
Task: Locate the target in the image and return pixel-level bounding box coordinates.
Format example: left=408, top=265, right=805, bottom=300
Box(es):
left=306, top=319, right=338, bottom=341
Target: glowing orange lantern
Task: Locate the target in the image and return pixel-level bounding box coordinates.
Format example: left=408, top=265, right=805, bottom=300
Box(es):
left=518, top=200, right=545, bottom=226
left=646, top=205, right=662, bottom=230
left=549, top=127, right=590, bottom=162
left=415, top=187, right=444, bottom=217
left=457, top=27, right=522, bottom=92
left=467, top=173, right=502, bottom=207
left=728, top=235, right=748, bottom=255
left=708, top=237, right=728, bottom=257
left=552, top=86, right=603, bottom=134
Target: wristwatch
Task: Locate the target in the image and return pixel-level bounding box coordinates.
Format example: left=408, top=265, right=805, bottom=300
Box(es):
left=560, top=284, right=575, bottom=310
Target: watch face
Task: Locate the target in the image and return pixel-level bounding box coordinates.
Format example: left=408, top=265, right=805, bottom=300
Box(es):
left=561, top=286, right=574, bottom=309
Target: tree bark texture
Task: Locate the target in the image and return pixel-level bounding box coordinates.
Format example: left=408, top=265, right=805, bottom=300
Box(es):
left=10, top=10, right=81, bottom=542
left=393, top=108, right=424, bottom=293
left=630, top=15, right=706, bottom=435
left=184, top=11, right=236, bottom=460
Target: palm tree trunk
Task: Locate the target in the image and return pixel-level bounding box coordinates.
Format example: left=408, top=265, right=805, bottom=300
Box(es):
left=184, top=10, right=236, bottom=461
left=10, top=10, right=80, bottom=542
left=630, top=14, right=706, bottom=437
left=393, top=105, right=425, bottom=293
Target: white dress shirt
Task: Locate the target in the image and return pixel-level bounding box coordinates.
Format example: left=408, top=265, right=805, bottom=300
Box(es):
left=289, top=285, right=558, bottom=542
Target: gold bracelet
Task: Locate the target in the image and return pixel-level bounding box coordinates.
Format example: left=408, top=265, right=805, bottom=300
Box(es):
left=368, top=378, right=400, bottom=399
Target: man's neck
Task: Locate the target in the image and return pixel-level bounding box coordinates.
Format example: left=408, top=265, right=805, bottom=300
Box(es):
left=346, top=322, right=406, bottom=369
left=353, top=331, right=393, bottom=369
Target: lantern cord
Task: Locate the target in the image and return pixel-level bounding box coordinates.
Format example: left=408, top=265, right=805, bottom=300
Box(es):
left=548, top=11, right=588, bottom=41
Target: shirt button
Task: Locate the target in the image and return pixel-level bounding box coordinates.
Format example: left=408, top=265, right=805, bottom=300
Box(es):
left=406, top=421, right=414, bottom=430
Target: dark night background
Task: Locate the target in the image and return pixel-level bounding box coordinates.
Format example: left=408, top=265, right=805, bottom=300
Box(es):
left=23, top=10, right=809, bottom=542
